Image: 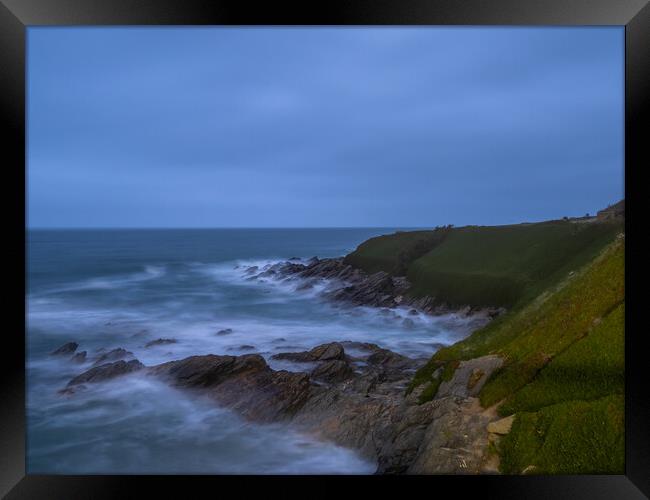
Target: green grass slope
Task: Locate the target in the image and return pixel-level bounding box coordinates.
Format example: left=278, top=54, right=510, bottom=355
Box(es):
left=499, top=394, right=624, bottom=474
left=409, top=236, right=624, bottom=474
left=343, top=229, right=445, bottom=275
left=407, top=220, right=621, bottom=308
left=347, top=211, right=625, bottom=473
left=345, top=219, right=622, bottom=310
left=498, top=302, right=624, bottom=415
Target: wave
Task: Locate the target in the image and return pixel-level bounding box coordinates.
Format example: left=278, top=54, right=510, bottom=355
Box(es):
left=27, top=370, right=375, bottom=474
left=29, top=265, right=167, bottom=297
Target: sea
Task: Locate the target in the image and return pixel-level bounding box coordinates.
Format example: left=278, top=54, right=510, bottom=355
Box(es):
left=26, top=228, right=484, bottom=474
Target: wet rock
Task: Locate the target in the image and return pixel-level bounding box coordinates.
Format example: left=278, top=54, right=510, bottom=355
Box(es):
left=145, top=338, right=177, bottom=348
left=149, top=354, right=313, bottom=422
left=296, top=281, right=314, bottom=291
left=92, top=348, right=134, bottom=366
left=50, top=342, right=78, bottom=356
left=227, top=345, right=256, bottom=352
left=216, top=328, right=233, bottom=336
left=366, top=348, right=417, bottom=371
left=340, top=341, right=384, bottom=352
left=67, top=359, right=144, bottom=386
left=58, top=384, right=87, bottom=396
left=272, top=342, right=345, bottom=362
left=311, top=359, right=354, bottom=384
left=276, top=254, right=504, bottom=327
left=310, top=342, right=345, bottom=361
left=402, top=318, right=416, bottom=329
left=143, top=340, right=499, bottom=475
left=71, top=351, right=87, bottom=363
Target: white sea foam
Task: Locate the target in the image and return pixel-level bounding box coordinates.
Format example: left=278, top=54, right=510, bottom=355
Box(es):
left=27, top=253, right=485, bottom=474
left=28, top=368, right=375, bottom=474
left=29, top=265, right=168, bottom=297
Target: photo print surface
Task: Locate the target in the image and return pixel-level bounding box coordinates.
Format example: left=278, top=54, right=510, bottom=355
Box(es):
left=27, top=27, right=624, bottom=474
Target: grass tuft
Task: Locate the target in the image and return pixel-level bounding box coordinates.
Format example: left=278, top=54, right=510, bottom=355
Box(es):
left=499, top=395, right=624, bottom=474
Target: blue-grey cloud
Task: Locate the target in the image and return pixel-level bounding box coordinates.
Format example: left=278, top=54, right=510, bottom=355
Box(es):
left=27, top=27, right=624, bottom=227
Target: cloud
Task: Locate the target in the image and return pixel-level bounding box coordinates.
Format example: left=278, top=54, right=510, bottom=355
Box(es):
left=28, top=27, right=623, bottom=227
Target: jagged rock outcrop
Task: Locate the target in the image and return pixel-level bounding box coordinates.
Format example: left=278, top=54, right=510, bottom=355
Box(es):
left=140, top=343, right=503, bottom=473
left=59, top=339, right=504, bottom=474
left=145, top=338, right=177, bottom=348
left=241, top=257, right=504, bottom=318
left=271, top=342, right=345, bottom=362
left=148, top=354, right=312, bottom=422
left=71, top=351, right=87, bottom=363
left=50, top=342, right=78, bottom=356
left=67, top=359, right=144, bottom=386
left=92, top=347, right=134, bottom=366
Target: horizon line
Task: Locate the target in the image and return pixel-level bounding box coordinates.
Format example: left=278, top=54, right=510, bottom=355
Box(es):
left=27, top=226, right=432, bottom=230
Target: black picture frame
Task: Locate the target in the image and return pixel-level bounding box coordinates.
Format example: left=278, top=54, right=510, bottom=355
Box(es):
left=1, top=0, right=648, bottom=498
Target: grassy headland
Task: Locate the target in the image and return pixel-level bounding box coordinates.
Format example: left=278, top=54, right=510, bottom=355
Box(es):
left=345, top=218, right=622, bottom=309
left=344, top=208, right=624, bottom=474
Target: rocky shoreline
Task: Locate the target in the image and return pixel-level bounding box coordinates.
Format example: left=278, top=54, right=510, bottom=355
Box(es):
left=51, top=255, right=511, bottom=474
left=54, top=338, right=507, bottom=474
left=241, top=256, right=506, bottom=320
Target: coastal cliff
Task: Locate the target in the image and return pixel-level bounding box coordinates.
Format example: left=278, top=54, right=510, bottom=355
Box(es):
left=55, top=202, right=624, bottom=474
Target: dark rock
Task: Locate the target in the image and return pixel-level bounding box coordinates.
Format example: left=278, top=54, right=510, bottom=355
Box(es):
left=273, top=345, right=303, bottom=351
left=227, top=345, right=256, bottom=351
left=149, top=354, right=312, bottom=421
left=58, top=384, right=87, bottom=396
left=142, top=341, right=498, bottom=473
left=340, top=341, right=384, bottom=352
left=296, top=281, right=315, bottom=291
left=145, top=338, right=177, bottom=348
left=216, top=328, right=233, bottom=336
left=51, top=342, right=78, bottom=356
left=408, top=309, right=419, bottom=316
left=402, top=318, right=416, bottom=329
left=366, top=348, right=416, bottom=371
left=92, top=348, right=134, bottom=366
left=271, top=351, right=314, bottom=362
left=68, top=359, right=144, bottom=386
left=272, top=342, right=345, bottom=362
left=310, top=342, right=345, bottom=361
left=71, top=351, right=87, bottom=363
left=311, top=360, right=354, bottom=383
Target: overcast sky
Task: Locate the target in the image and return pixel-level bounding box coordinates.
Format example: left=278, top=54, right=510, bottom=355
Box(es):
left=27, top=27, right=624, bottom=228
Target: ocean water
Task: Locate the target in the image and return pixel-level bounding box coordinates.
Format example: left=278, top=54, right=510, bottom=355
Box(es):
left=27, top=228, right=485, bottom=474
